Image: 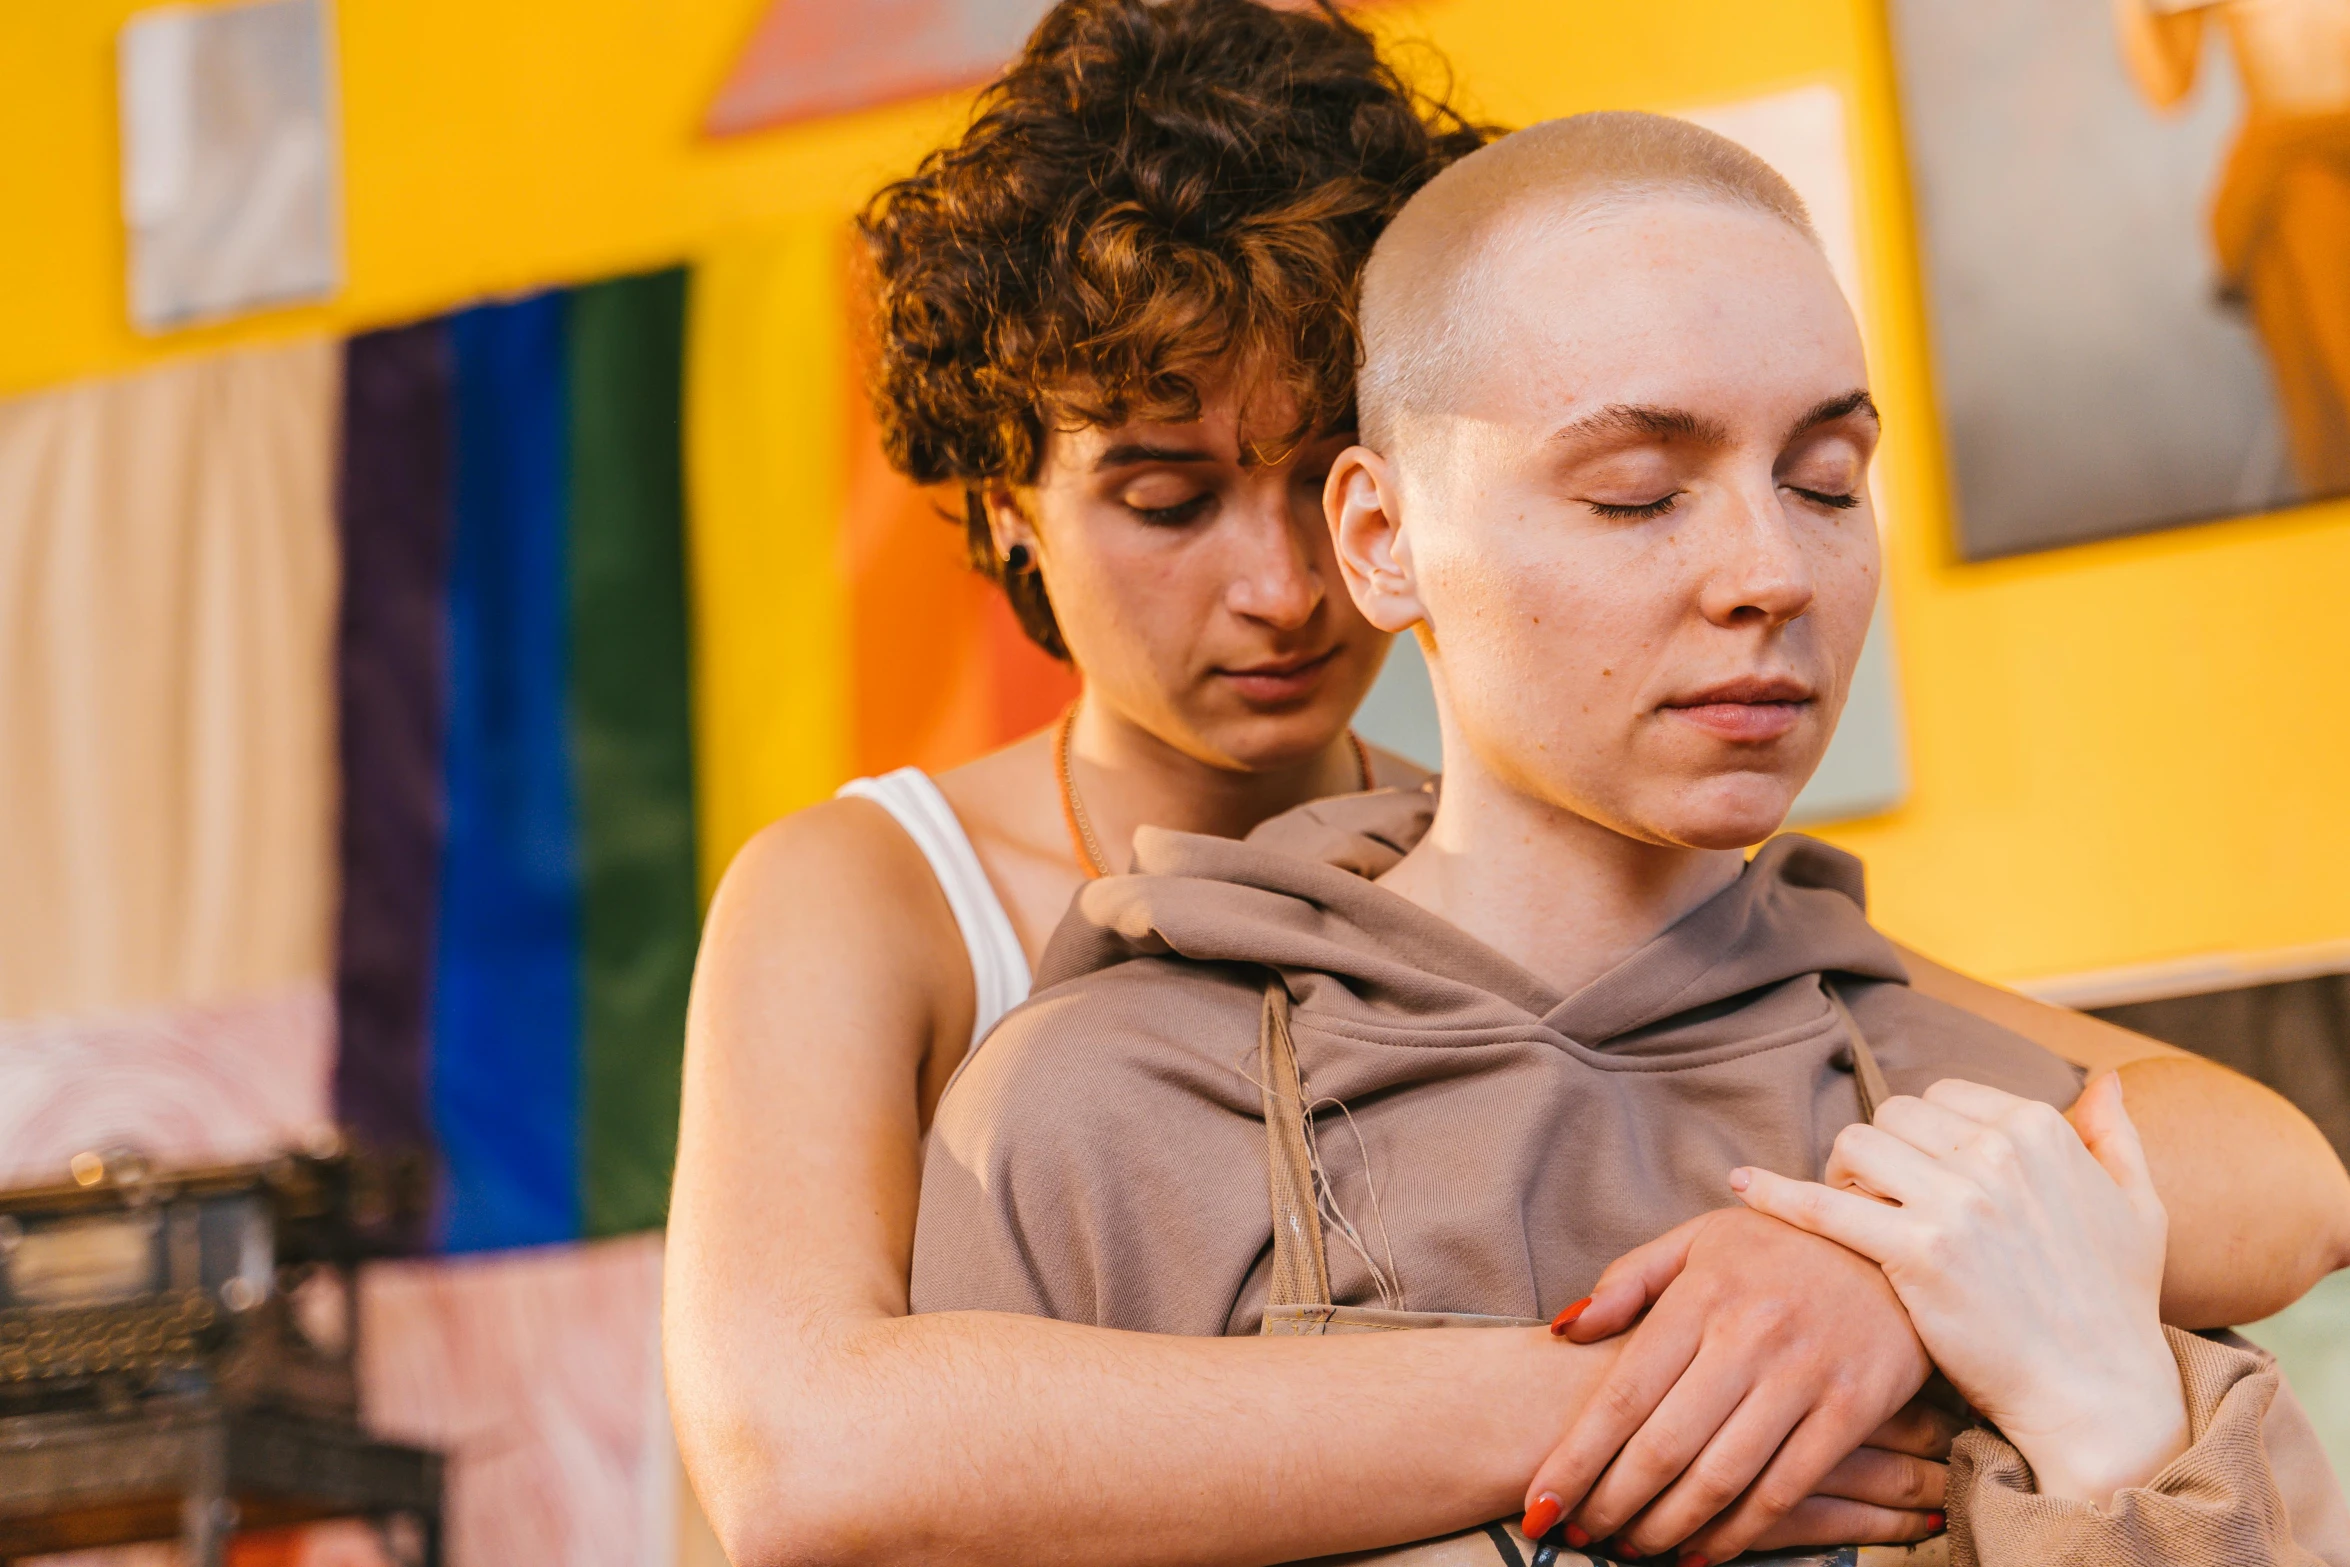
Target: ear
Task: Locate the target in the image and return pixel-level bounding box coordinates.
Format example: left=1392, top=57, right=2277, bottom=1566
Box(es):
left=981, top=485, right=1039, bottom=566
left=1325, top=445, right=1426, bottom=635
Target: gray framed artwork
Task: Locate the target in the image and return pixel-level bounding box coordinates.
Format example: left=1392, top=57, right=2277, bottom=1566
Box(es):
left=119, top=0, right=341, bottom=332
left=1888, top=0, right=2350, bottom=557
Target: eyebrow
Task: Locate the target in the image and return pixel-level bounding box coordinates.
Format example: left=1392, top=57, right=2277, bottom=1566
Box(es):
left=1548, top=403, right=1732, bottom=449
left=1785, top=390, right=1880, bottom=442
left=1092, top=442, right=1219, bottom=472
left=1546, top=391, right=1880, bottom=453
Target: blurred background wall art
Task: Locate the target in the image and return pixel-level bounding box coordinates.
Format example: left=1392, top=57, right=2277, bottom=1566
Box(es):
left=1888, top=0, right=2350, bottom=557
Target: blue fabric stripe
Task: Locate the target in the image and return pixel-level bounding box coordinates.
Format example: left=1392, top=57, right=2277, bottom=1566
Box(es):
left=432, top=293, right=584, bottom=1252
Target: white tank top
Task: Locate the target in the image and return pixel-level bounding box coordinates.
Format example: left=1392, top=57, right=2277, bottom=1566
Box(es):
left=836, top=768, right=1033, bottom=1049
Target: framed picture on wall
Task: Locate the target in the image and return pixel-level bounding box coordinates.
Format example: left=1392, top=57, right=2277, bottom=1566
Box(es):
left=1888, top=0, right=2350, bottom=557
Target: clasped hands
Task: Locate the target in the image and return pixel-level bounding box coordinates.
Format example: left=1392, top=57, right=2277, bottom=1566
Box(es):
left=1519, top=1074, right=2185, bottom=1564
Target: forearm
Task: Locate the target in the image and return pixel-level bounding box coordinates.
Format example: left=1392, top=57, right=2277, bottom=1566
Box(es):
left=1897, top=947, right=2350, bottom=1325
left=2112, top=1055, right=2350, bottom=1326
left=670, top=1303, right=1614, bottom=1567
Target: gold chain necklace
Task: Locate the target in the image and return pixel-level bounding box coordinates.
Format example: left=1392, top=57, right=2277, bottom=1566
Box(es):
left=1055, top=703, right=1375, bottom=879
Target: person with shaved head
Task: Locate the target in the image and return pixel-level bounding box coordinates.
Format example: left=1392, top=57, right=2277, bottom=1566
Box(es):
left=910, top=112, right=2350, bottom=1565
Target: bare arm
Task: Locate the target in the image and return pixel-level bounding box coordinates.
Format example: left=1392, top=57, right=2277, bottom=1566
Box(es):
left=1899, top=945, right=2350, bottom=1326
left=664, top=803, right=1623, bottom=1567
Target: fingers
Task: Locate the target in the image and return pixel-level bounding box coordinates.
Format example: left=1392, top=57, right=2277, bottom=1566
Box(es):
left=1521, top=1308, right=1704, bottom=1526
left=1920, top=1077, right=2033, bottom=1124
left=1564, top=1215, right=1709, bottom=1343
left=1728, top=1167, right=1910, bottom=1263
left=2069, top=1071, right=2159, bottom=1201
left=1665, top=1402, right=1902, bottom=1562
left=1868, top=1094, right=1984, bottom=1160
left=1742, top=1495, right=1941, bottom=1555
left=1594, top=1384, right=1807, bottom=1555
left=1822, top=1123, right=1972, bottom=1209
left=1862, top=1396, right=1966, bottom=1460
left=1803, top=1444, right=1947, bottom=1511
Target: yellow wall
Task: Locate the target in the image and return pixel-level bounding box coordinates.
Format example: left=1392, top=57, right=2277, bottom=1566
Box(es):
left=3, top=0, right=2344, bottom=984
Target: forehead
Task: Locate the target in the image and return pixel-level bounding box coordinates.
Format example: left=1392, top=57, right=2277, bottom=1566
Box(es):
left=1456, top=197, right=1864, bottom=428
left=1044, top=370, right=1335, bottom=471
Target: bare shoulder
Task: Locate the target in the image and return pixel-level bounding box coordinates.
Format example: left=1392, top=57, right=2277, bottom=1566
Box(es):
left=713, top=798, right=960, bottom=951
left=697, top=796, right=974, bottom=1069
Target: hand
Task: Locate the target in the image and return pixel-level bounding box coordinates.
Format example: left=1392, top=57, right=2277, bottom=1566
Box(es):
left=1731, top=1073, right=2189, bottom=1507
left=1742, top=1398, right=1956, bottom=1557
left=1519, top=1206, right=1933, bottom=1563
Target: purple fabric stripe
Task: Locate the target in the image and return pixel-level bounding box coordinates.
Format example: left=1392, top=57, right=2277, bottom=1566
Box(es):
left=332, top=321, right=456, bottom=1225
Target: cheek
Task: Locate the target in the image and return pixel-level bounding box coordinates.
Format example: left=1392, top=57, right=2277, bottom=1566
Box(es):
left=1040, top=513, right=1231, bottom=681
left=1423, top=532, right=1642, bottom=718
left=1815, top=524, right=1883, bottom=682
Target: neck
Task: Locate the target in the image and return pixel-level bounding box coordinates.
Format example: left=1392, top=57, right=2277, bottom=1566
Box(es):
left=1379, top=752, right=1744, bottom=998
left=1066, top=693, right=1364, bottom=867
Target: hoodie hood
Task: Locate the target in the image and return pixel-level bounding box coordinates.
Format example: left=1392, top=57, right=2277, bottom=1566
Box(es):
left=1040, top=784, right=1910, bottom=1056
left=918, top=787, right=2080, bottom=1336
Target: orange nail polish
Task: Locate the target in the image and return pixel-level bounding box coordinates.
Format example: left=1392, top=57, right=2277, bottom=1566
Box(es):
left=1563, top=1524, right=1590, bottom=1548
left=1926, top=1511, right=1946, bottom=1532
left=1521, top=1494, right=1563, bottom=1540
left=1548, top=1297, right=1593, bottom=1336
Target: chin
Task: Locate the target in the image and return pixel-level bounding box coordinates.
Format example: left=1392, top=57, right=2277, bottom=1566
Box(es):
left=1653, top=776, right=1804, bottom=850
left=1193, top=703, right=1356, bottom=775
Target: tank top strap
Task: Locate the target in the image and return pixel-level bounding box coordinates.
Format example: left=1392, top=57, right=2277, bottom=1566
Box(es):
left=836, top=768, right=1033, bottom=1050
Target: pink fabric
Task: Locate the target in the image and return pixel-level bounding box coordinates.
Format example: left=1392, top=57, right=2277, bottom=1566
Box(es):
left=0, top=982, right=332, bottom=1189
left=25, top=1525, right=391, bottom=1567
left=360, top=1234, right=675, bottom=1567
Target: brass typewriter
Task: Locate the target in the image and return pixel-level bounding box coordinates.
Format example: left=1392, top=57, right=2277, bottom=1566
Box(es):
left=0, top=1143, right=442, bottom=1566
left=0, top=1141, right=413, bottom=1418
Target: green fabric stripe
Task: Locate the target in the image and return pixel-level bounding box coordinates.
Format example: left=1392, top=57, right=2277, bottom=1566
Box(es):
left=568, top=267, right=699, bottom=1237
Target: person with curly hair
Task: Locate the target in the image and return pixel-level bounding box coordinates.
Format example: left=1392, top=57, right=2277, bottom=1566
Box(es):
left=664, top=3, right=2350, bottom=1563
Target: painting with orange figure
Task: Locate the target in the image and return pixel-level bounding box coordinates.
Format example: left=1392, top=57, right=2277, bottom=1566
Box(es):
left=1890, top=0, right=2350, bottom=555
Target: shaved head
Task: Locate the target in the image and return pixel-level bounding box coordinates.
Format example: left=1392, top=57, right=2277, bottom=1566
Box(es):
left=1358, top=111, right=1819, bottom=450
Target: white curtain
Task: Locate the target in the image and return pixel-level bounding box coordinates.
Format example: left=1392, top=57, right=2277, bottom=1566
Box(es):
left=0, top=338, right=341, bottom=1020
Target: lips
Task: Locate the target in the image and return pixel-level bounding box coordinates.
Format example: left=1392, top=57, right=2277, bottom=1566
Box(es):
left=1658, top=675, right=1814, bottom=743
left=1216, top=645, right=1341, bottom=706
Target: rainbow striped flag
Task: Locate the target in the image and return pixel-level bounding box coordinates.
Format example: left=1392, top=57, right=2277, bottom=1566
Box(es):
left=334, top=271, right=699, bottom=1250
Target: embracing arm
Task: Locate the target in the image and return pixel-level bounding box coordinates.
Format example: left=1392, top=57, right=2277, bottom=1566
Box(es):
left=665, top=804, right=1626, bottom=1567
left=1739, top=1076, right=2335, bottom=1565
left=1900, top=946, right=2350, bottom=1326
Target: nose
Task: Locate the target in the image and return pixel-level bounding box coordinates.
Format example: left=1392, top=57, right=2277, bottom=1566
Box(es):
left=1696, top=484, right=1818, bottom=631
left=1220, top=478, right=1326, bottom=630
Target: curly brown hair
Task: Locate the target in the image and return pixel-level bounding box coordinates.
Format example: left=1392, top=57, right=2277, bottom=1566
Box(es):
left=856, top=0, right=1490, bottom=658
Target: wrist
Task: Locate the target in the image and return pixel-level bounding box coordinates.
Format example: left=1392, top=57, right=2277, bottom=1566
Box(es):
left=1473, top=1329, right=1623, bottom=1488
left=2006, top=1358, right=2190, bottom=1507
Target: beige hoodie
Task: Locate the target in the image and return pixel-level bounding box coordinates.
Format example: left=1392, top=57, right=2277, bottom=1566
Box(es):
left=914, top=786, right=2346, bottom=1565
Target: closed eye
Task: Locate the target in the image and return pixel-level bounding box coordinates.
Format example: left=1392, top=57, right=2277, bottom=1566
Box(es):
left=1130, top=493, right=1215, bottom=527
left=1786, top=486, right=1861, bottom=510
left=1588, top=493, right=1680, bottom=520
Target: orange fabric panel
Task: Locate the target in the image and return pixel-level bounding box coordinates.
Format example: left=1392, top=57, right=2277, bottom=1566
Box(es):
left=987, top=585, right=1079, bottom=741
left=841, top=289, right=1075, bottom=777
